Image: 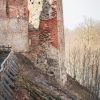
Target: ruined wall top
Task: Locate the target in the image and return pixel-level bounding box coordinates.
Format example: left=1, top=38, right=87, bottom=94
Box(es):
left=28, top=0, right=57, bottom=29
left=40, top=0, right=57, bottom=20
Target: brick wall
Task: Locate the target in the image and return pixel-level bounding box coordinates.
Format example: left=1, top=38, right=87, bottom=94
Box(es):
left=0, top=0, right=7, bottom=18
left=28, top=0, right=66, bottom=85
left=8, top=0, right=29, bottom=20
left=39, top=17, right=58, bottom=48
left=0, top=0, right=29, bottom=52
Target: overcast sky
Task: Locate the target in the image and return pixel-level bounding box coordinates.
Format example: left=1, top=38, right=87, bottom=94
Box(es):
left=63, top=0, right=100, bottom=30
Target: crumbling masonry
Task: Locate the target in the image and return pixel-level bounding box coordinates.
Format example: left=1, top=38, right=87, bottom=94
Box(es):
left=0, top=0, right=98, bottom=100
left=0, top=0, right=66, bottom=85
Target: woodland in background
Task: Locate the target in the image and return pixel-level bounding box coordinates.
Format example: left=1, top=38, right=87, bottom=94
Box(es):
left=65, top=18, right=100, bottom=98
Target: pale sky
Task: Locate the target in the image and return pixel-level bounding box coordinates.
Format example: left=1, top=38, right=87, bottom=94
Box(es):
left=63, top=0, right=100, bottom=30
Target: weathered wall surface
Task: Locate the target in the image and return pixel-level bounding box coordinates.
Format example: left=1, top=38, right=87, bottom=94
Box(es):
left=28, top=0, right=58, bottom=48
left=0, top=0, right=66, bottom=85
left=28, top=0, right=43, bottom=29
left=39, top=17, right=58, bottom=48
left=57, top=0, right=66, bottom=85
left=0, top=0, right=7, bottom=18
left=8, top=0, right=28, bottom=19
left=39, top=0, right=58, bottom=48
left=0, top=19, right=29, bottom=52
left=28, top=0, right=66, bottom=85
left=0, top=0, right=29, bottom=52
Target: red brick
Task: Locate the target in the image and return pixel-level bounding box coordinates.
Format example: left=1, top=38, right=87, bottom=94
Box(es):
left=39, top=17, right=59, bottom=48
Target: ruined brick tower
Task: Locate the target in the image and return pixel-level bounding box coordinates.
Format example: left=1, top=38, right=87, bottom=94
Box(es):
left=0, top=0, right=66, bottom=85
left=28, top=0, right=66, bottom=85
